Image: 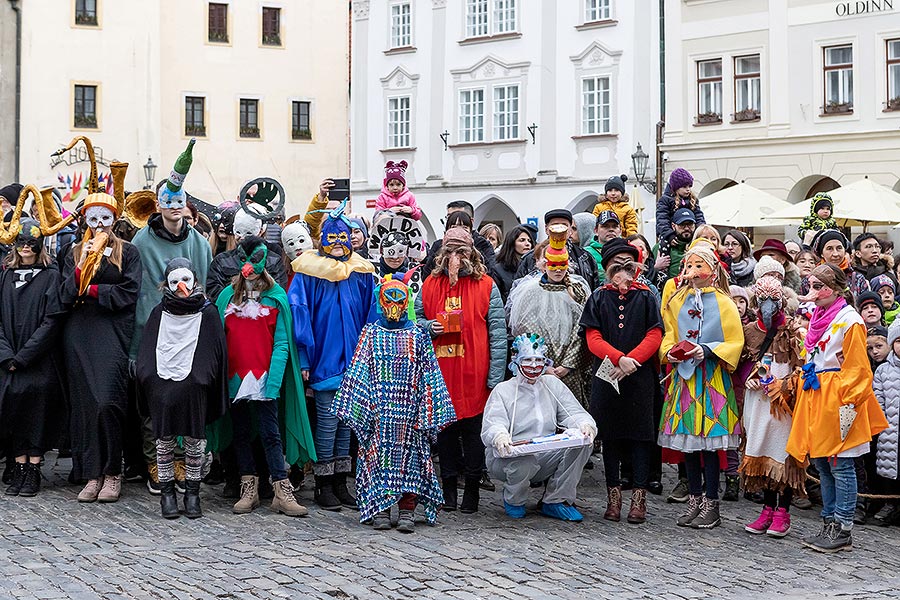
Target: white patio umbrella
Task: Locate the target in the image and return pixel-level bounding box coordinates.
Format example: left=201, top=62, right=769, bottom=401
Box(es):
left=700, top=182, right=796, bottom=228
left=766, top=177, right=900, bottom=230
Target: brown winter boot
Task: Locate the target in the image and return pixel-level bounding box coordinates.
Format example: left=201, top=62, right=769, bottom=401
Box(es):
left=232, top=475, right=260, bottom=514
left=627, top=488, right=647, bottom=524
left=604, top=486, right=622, bottom=522
left=272, top=478, right=309, bottom=517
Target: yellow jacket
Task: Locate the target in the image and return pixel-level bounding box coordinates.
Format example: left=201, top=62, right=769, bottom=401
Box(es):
left=592, top=198, right=638, bottom=237
left=304, top=193, right=329, bottom=241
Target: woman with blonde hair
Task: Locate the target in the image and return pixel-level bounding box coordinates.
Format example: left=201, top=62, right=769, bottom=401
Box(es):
left=478, top=223, right=503, bottom=251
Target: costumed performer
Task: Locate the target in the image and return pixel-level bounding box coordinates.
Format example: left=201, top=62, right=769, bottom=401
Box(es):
left=659, top=241, right=744, bottom=530
left=333, top=278, right=455, bottom=533
left=481, top=334, right=597, bottom=521
left=787, top=264, right=888, bottom=553
left=135, top=258, right=228, bottom=519
left=289, top=200, right=375, bottom=511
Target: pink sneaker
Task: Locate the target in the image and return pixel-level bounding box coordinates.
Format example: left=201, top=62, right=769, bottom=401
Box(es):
left=766, top=507, right=791, bottom=538
left=744, top=505, right=774, bottom=534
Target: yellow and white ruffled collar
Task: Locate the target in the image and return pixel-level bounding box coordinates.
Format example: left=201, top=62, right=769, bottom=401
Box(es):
left=291, top=251, right=375, bottom=282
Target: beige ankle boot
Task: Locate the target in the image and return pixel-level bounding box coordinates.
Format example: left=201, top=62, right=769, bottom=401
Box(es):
left=272, top=478, right=309, bottom=517
left=98, top=475, right=122, bottom=503
left=232, top=475, right=260, bottom=514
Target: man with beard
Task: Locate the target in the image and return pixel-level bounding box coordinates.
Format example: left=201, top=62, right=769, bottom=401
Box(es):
left=739, top=275, right=806, bottom=539
left=416, top=228, right=506, bottom=514
left=655, top=207, right=696, bottom=288
left=481, top=334, right=596, bottom=521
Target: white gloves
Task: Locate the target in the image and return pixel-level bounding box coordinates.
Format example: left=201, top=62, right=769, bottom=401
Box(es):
left=493, top=431, right=513, bottom=457
left=579, top=422, right=597, bottom=443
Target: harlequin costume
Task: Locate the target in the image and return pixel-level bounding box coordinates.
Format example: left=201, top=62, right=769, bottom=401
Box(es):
left=288, top=201, right=375, bottom=510
left=134, top=258, right=228, bottom=519
left=0, top=208, right=66, bottom=496
left=579, top=237, right=663, bottom=524
left=415, top=227, right=507, bottom=514
left=659, top=242, right=744, bottom=529
left=507, top=224, right=591, bottom=405
left=333, top=279, right=455, bottom=531
left=738, top=275, right=807, bottom=538
left=211, top=236, right=314, bottom=517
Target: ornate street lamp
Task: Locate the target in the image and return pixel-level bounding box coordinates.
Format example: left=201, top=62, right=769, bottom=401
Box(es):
left=631, top=143, right=656, bottom=194
left=143, top=156, right=157, bottom=190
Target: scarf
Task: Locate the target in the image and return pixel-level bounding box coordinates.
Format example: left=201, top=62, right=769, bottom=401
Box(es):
left=804, top=297, right=847, bottom=354
left=731, top=257, right=757, bottom=281
left=162, top=290, right=208, bottom=316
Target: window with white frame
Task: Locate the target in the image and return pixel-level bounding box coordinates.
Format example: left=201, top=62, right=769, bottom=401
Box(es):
left=581, top=76, right=611, bottom=134
left=734, top=54, right=760, bottom=120
left=493, top=84, right=519, bottom=140
left=697, top=59, right=722, bottom=122
left=585, top=0, right=611, bottom=22
left=387, top=96, right=411, bottom=148
left=466, top=0, right=516, bottom=37
left=887, top=39, right=900, bottom=109
left=390, top=2, right=412, bottom=48
left=823, top=45, right=853, bottom=113
left=458, top=88, right=485, bottom=142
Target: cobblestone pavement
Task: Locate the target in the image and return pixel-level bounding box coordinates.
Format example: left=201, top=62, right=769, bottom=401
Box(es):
left=1, top=454, right=899, bottom=600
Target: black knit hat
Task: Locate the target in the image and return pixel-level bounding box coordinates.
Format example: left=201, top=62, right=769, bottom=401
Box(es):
left=605, top=174, right=628, bottom=195
left=544, top=208, right=573, bottom=225
left=812, top=229, right=849, bottom=256
left=600, top=237, right=639, bottom=270
left=857, top=291, right=884, bottom=316
left=0, top=183, right=23, bottom=205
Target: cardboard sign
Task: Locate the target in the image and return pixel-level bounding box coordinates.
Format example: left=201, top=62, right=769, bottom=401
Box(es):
left=368, top=214, right=426, bottom=261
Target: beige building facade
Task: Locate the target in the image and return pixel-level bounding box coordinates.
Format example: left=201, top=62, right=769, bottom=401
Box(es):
left=662, top=0, right=900, bottom=237
left=15, top=0, right=348, bottom=216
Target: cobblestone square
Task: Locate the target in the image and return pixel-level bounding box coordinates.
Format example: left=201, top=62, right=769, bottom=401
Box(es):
left=1, top=454, right=898, bottom=600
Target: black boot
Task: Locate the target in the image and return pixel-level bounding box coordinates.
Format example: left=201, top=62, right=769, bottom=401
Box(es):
left=723, top=475, right=740, bottom=502
left=4, top=463, right=25, bottom=496
left=442, top=477, right=458, bottom=511
left=332, top=473, right=358, bottom=510
left=183, top=480, right=202, bottom=519
left=460, top=477, right=480, bottom=514
left=18, top=463, right=41, bottom=497
left=2, top=455, right=14, bottom=485
left=160, top=481, right=180, bottom=519
left=314, top=475, right=341, bottom=511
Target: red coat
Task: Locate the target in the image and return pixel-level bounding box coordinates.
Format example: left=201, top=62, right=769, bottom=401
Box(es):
left=420, top=274, right=494, bottom=419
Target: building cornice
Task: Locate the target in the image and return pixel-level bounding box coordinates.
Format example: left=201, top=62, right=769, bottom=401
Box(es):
left=661, top=129, right=900, bottom=152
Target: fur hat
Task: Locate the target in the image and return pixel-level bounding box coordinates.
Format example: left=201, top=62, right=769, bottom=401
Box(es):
left=668, top=168, right=693, bottom=191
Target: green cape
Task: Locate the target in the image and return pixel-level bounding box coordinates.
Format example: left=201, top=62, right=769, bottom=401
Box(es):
left=207, top=284, right=317, bottom=465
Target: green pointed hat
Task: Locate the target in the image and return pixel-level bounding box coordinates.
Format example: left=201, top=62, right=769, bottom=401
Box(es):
left=158, top=138, right=195, bottom=209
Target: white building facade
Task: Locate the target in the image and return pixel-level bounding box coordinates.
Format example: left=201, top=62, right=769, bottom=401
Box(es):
left=662, top=0, right=900, bottom=233
left=351, top=0, right=661, bottom=241
left=15, top=0, right=348, bottom=216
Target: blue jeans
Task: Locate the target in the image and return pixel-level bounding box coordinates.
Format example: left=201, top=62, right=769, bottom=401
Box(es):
left=812, top=457, right=857, bottom=528
left=313, top=389, right=350, bottom=464
left=232, top=400, right=288, bottom=481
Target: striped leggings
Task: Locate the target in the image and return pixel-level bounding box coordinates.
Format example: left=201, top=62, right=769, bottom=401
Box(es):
left=156, top=437, right=205, bottom=483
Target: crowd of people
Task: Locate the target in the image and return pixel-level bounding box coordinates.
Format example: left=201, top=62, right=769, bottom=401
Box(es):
left=0, top=140, right=897, bottom=553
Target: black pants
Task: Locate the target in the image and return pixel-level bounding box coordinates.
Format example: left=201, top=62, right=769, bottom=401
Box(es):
left=763, top=488, right=793, bottom=509
left=684, top=451, right=720, bottom=500
left=602, top=439, right=652, bottom=489
left=437, top=415, right=484, bottom=481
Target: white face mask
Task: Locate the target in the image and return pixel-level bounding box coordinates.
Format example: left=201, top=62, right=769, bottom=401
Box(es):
left=281, top=222, right=313, bottom=260
left=85, top=205, right=115, bottom=231
left=233, top=209, right=264, bottom=242
left=166, top=267, right=195, bottom=295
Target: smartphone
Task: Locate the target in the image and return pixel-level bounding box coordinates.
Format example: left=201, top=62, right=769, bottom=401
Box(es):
left=328, top=178, right=350, bottom=203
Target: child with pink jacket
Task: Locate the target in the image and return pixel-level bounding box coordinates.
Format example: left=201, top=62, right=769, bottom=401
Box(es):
left=375, top=161, right=421, bottom=220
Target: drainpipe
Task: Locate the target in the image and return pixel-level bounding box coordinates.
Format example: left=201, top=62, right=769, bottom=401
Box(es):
left=655, top=0, right=665, bottom=197
left=10, top=0, right=21, bottom=181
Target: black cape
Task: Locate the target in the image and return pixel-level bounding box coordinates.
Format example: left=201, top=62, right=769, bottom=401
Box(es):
left=60, top=242, right=142, bottom=480
left=579, top=285, right=662, bottom=442
left=206, top=241, right=287, bottom=302
left=0, top=265, right=66, bottom=453
left=135, top=300, right=228, bottom=439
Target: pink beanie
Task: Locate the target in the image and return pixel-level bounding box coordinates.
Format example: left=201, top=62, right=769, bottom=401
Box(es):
left=384, top=160, right=408, bottom=186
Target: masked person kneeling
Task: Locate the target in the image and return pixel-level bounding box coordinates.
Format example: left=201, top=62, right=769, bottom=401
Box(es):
left=481, top=334, right=597, bottom=521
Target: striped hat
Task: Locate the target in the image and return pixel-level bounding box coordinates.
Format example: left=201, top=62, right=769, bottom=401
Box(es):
left=545, top=223, right=569, bottom=272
